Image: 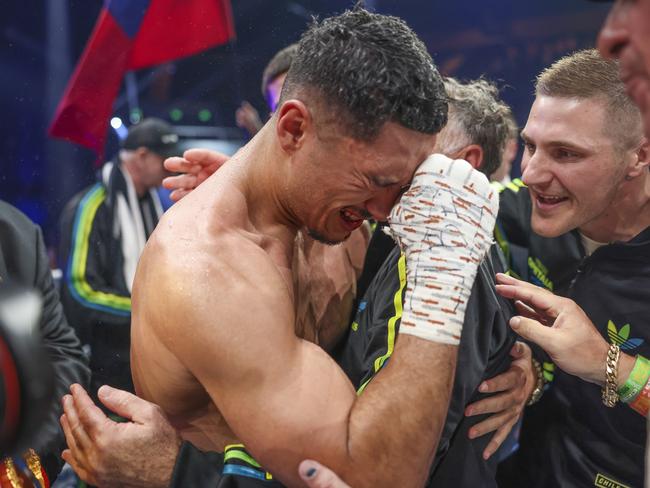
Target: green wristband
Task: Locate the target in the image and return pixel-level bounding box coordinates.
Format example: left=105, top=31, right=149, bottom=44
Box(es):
left=619, top=355, right=650, bottom=403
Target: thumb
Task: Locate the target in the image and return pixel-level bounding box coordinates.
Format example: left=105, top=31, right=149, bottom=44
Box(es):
left=97, top=385, right=152, bottom=423
left=510, top=316, right=555, bottom=353
left=509, top=341, right=531, bottom=360
left=299, top=460, right=350, bottom=488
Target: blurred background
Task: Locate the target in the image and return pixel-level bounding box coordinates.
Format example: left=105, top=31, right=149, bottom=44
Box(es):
left=0, top=0, right=611, bottom=253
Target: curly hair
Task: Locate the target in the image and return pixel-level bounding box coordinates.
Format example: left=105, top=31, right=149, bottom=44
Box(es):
left=281, top=8, right=448, bottom=141
left=437, top=77, right=513, bottom=177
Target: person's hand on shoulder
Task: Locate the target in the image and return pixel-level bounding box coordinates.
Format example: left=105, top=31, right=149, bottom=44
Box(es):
left=163, top=149, right=229, bottom=201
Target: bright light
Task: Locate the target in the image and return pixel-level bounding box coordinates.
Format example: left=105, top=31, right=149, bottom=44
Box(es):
left=110, top=117, right=123, bottom=129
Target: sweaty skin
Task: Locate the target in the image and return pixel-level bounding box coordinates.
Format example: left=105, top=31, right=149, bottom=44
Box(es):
left=130, top=105, right=460, bottom=487
left=293, top=226, right=370, bottom=350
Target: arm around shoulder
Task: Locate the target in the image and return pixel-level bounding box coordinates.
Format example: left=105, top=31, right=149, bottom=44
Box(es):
left=153, top=242, right=457, bottom=487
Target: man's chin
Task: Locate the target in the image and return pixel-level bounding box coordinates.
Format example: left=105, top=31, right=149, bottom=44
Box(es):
left=531, top=216, right=572, bottom=238
left=306, top=227, right=346, bottom=246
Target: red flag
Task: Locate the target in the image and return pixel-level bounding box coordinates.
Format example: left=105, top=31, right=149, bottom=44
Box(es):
left=49, top=0, right=235, bottom=157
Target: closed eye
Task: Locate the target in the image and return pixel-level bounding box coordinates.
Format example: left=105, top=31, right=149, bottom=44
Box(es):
left=370, top=176, right=400, bottom=188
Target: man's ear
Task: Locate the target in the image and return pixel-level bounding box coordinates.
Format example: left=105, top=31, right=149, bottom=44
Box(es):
left=627, top=138, right=650, bottom=179
left=455, top=144, right=484, bottom=171
left=275, top=100, right=312, bottom=154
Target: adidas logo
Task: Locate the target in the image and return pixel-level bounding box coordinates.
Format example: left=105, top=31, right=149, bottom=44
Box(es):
left=607, top=320, right=644, bottom=351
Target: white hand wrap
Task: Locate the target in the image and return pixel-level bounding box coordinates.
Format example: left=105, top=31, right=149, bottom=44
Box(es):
left=388, top=154, right=498, bottom=345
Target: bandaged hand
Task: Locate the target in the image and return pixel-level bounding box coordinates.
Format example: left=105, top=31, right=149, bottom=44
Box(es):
left=388, top=154, right=498, bottom=345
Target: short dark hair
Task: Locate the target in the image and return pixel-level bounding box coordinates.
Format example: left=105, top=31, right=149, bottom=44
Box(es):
left=261, top=44, right=298, bottom=98
left=281, top=8, right=448, bottom=141
left=439, top=78, right=513, bottom=177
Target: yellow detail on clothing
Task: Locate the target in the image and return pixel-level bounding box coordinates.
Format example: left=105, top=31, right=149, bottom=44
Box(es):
left=506, top=181, right=520, bottom=193
left=68, top=184, right=131, bottom=313
left=528, top=257, right=554, bottom=291
left=594, top=473, right=630, bottom=488
left=490, top=181, right=505, bottom=192
left=543, top=362, right=555, bottom=383
left=224, top=448, right=262, bottom=469
left=493, top=224, right=510, bottom=267
left=357, top=253, right=407, bottom=395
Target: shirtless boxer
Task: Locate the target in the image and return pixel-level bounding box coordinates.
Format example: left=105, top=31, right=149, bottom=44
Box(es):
left=63, top=9, right=498, bottom=487
left=125, top=11, right=494, bottom=486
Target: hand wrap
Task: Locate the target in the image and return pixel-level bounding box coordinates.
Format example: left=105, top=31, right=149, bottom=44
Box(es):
left=388, top=154, right=498, bottom=345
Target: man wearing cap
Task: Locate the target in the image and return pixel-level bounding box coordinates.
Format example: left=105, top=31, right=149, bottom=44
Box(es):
left=59, top=117, right=180, bottom=402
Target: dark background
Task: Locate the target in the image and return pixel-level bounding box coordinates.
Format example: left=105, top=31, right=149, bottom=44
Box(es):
left=0, top=0, right=611, bottom=254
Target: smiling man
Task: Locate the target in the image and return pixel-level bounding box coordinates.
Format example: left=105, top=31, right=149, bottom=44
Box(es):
left=496, top=49, right=647, bottom=294
left=495, top=49, right=650, bottom=488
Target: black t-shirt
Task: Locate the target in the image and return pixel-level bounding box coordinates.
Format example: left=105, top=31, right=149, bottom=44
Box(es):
left=335, top=244, right=516, bottom=487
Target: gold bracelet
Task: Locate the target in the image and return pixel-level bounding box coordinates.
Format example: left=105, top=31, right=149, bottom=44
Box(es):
left=602, top=344, right=621, bottom=407
left=526, top=358, right=545, bottom=406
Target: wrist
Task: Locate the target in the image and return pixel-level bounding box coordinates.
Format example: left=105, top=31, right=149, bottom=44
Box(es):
left=585, top=339, right=612, bottom=386
left=159, top=434, right=183, bottom=487
left=616, top=353, right=637, bottom=391
left=602, top=344, right=621, bottom=407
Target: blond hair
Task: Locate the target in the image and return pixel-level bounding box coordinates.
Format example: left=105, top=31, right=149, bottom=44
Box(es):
left=536, top=49, right=642, bottom=150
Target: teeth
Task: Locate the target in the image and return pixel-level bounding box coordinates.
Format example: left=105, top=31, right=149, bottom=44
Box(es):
left=538, top=195, right=564, bottom=203
left=342, top=209, right=362, bottom=222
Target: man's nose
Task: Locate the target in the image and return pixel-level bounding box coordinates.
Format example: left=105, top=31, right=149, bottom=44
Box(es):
left=521, top=152, right=551, bottom=188
left=365, top=186, right=404, bottom=221
left=597, top=5, right=629, bottom=60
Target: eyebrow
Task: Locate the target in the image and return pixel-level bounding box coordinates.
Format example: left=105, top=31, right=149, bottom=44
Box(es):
left=520, top=132, right=590, bottom=153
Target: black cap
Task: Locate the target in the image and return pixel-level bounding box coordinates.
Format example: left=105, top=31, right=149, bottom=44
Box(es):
left=122, top=118, right=181, bottom=158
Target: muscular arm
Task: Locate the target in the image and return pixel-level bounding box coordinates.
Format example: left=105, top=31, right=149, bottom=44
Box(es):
left=140, top=237, right=455, bottom=488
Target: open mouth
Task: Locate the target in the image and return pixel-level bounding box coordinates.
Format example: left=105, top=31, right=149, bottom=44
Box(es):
left=534, top=192, right=569, bottom=210
left=339, top=208, right=365, bottom=231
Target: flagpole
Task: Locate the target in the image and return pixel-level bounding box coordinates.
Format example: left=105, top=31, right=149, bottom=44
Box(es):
left=125, top=71, right=141, bottom=125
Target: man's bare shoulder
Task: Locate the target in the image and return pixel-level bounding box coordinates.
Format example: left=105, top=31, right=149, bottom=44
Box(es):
left=135, top=204, right=294, bottom=338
